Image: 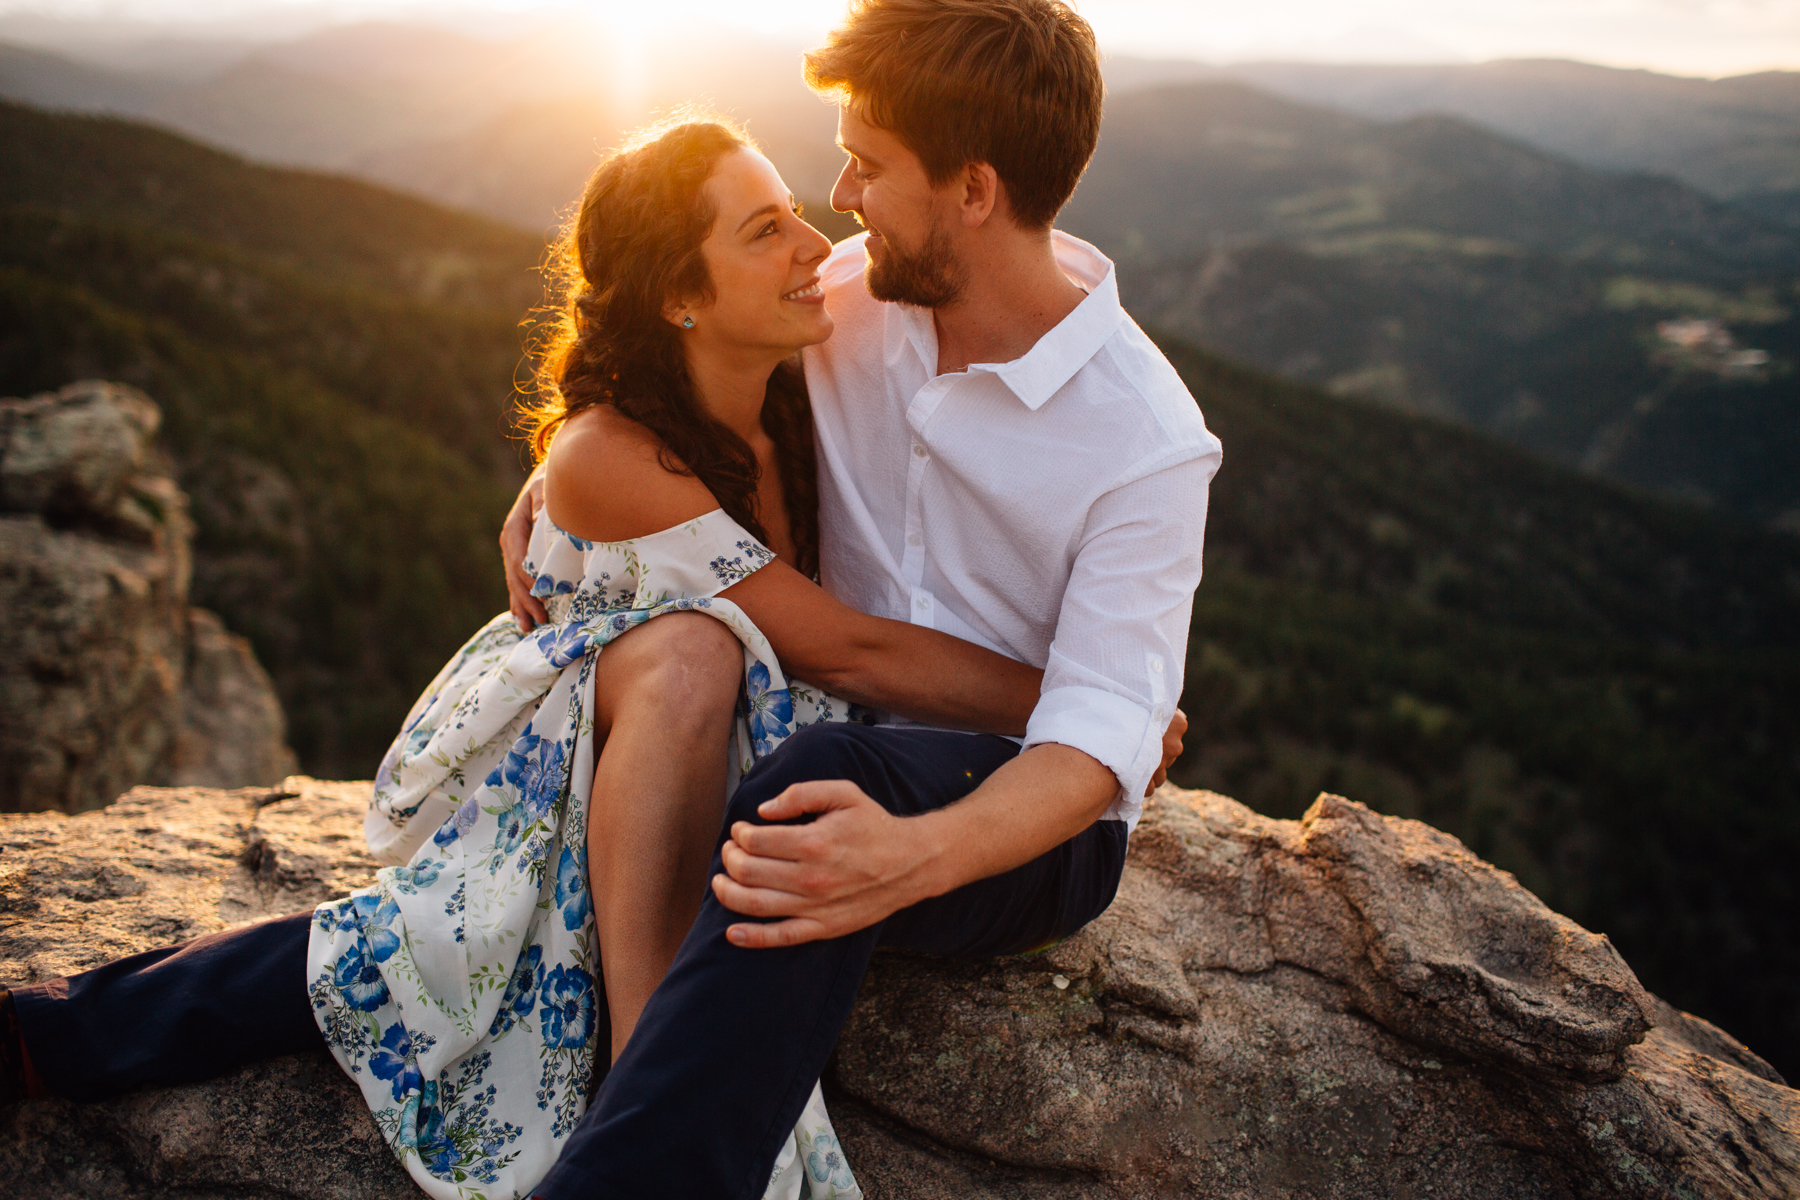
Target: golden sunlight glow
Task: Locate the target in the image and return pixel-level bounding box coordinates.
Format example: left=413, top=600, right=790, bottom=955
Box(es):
left=8, top=0, right=1800, bottom=75
left=603, top=0, right=846, bottom=37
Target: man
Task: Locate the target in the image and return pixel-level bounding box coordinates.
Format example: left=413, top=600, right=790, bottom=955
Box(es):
left=514, top=0, right=1222, bottom=1194
left=0, top=3, right=1219, bottom=1197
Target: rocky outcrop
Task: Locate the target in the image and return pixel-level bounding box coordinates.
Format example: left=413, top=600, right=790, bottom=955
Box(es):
left=0, top=381, right=296, bottom=813
left=833, top=788, right=1797, bottom=1199
left=0, top=781, right=1793, bottom=1199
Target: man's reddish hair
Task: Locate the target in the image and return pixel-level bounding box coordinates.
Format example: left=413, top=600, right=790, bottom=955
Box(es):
left=803, top=0, right=1103, bottom=229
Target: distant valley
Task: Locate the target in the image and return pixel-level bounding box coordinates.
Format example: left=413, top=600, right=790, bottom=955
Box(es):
left=1059, top=81, right=1800, bottom=531
left=1108, top=57, right=1800, bottom=221
left=4, top=21, right=1795, bottom=533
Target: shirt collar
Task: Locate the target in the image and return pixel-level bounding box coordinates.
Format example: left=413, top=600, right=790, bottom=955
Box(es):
left=895, top=231, right=1125, bottom=411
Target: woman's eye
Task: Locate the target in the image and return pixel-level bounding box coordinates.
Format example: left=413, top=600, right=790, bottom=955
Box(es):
left=756, top=220, right=779, bottom=238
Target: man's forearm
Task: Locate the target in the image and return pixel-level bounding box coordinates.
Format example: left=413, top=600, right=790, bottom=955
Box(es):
left=713, top=741, right=1123, bottom=949
left=905, top=742, right=1118, bottom=900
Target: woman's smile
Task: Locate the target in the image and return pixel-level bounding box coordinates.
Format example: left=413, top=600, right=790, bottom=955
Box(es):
left=782, top=281, right=824, bottom=303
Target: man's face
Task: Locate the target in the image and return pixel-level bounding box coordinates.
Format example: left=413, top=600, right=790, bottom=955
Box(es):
left=831, top=105, right=966, bottom=308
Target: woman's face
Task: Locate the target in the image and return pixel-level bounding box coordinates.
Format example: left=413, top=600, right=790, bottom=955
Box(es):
left=677, top=148, right=834, bottom=357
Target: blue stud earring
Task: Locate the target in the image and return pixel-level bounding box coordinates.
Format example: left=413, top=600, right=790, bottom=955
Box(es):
left=682, top=316, right=695, bottom=328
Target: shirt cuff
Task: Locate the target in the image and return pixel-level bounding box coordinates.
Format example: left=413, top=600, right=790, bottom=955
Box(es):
left=1022, top=685, right=1163, bottom=832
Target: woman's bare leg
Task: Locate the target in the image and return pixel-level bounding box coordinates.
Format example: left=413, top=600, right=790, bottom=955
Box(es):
left=586, top=613, right=741, bottom=1064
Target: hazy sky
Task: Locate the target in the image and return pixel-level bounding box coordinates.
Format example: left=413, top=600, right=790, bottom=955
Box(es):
left=6, top=0, right=1800, bottom=77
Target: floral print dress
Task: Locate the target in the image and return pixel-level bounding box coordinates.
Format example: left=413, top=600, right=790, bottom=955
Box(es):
left=307, top=508, right=868, bottom=1200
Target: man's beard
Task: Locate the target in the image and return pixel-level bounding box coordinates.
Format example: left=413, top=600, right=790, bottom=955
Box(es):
left=865, top=219, right=965, bottom=308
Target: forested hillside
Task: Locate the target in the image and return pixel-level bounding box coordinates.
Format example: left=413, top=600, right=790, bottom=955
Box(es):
left=1, top=101, right=1794, bottom=1079
left=1168, top=339, right=1800, bottom=1082
left=0, top=101, right=541, bottom=773
left=1060, top=82, right=1800, bottom=532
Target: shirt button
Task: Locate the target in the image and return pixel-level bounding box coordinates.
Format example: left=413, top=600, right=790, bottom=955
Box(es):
left=916, top=596, right=930, bottom=610
left=1151, top=658, right=1164, bottom=673
left=912, top=443, right=928, bottom=458
left=907, top=533, right=922, bottom=547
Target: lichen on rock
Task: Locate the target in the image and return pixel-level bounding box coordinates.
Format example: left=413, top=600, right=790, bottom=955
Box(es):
left=0, top=782, right=1794, bottom=1198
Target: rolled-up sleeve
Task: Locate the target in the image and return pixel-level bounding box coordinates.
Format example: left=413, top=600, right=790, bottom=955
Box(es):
left=1021, top=447, right=1218, bottom=828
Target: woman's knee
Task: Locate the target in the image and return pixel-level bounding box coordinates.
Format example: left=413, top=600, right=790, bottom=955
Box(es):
left=593, top=614, right=740, bottom=719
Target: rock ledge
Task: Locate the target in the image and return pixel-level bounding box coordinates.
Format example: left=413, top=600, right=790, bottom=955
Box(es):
left=2, top=781, right=1795, bottom=1199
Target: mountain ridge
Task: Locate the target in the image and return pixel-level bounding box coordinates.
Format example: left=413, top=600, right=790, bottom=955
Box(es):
left=1109, top=56, right=1800, bottom=202
left=1065, top=80, right=1798, bottom=278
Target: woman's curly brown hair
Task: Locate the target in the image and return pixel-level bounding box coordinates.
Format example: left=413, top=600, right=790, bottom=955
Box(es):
left=521, top=117, right=819, bottom=577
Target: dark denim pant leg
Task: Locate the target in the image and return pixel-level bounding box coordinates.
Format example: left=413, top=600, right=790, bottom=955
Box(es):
left=533, top=723, right=1128, bottom=1200
left=10, top=912, right=322, bottom=1102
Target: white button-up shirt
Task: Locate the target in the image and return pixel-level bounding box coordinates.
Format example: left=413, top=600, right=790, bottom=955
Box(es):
left=803, top=231, right=1223, bottom=830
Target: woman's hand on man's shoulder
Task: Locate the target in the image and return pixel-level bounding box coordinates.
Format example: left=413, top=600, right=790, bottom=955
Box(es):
left=501, top=468, right=549, bottom=633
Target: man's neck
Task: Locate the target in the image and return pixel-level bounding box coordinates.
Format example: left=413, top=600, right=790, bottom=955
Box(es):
left=931, top=228, right=1087, bottom=377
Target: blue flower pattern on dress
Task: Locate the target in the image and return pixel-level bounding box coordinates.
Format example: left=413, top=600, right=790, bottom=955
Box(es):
left=388, top=858, right=442, bottom=894
left=512, top=736, right=566, bottom=820
left=807, top=1132, right=857, bottom=1192
left=313, top=509, right=864, bottom=1200
left=534, top=622, right=591, bottom=670
left=709, top=539, right=775, bottom=587
left=745, top=661, right=796, bottom=757
left=554, top=847, right=590, bottom=932
left=488, top=945, right=541, bottom=1037
left=334, top=942, right=391, bottom=1012
left=370, top=1022, right=424, bottom=1101
left=432, top=792, right=482, bottom=848
left=539, top=964, right=596, bottom=1050
left=350, top=894, right=403, bottom=962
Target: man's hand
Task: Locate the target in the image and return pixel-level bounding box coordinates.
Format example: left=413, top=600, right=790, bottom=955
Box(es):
left=502, top=472, right=548, bottom=633
left=712, top=781, right=942, bottom=949
left=1147, top=706, right=1187, bottom=795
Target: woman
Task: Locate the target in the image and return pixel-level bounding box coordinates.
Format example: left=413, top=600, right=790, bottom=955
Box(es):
left=312, top=119, right=1051, bottom=1199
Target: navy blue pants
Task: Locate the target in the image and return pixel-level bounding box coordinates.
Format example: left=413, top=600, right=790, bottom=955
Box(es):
left=11, top=724, right=1127, bottom=1199
left=11, top=911, right=319, bottom=1102
left=533, top=724, right=1128, bottom=1200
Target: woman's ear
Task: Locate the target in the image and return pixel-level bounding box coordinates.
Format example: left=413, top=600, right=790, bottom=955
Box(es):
left=663, top=301, right=694, bottom=330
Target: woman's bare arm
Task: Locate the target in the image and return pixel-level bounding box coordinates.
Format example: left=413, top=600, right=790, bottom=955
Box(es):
left=718, top=561, right=1042, bottom=736
left=508, top=431, right=1185, bottom=786
left=535, top=410, right=1043, bottom=736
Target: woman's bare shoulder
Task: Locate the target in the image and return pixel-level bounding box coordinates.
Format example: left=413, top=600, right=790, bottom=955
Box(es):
left=543, top=406, right=717, bottom=542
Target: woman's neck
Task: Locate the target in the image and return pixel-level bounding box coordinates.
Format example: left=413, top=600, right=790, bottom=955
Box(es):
left=684, top=345, right=781, bottom=445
